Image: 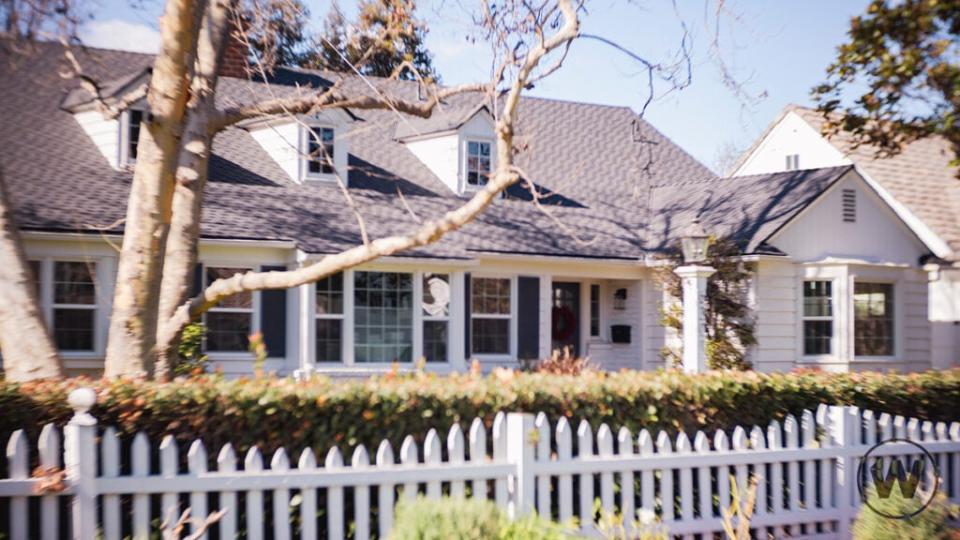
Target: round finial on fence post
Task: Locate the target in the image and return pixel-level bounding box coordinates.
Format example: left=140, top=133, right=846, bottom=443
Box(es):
left=67, top=388, right=97, bottom=426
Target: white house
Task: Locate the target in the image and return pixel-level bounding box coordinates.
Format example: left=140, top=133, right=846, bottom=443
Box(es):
left=732, top=104, right=960, bottom=370
left=1, top=44, right=955, bottom=377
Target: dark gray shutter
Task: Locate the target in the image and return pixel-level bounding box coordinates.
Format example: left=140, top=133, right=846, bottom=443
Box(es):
left=464, top=273, right=471, bottom=359
left=517, top=276, right=540, bottom=360
left=191, top=263, right=204, bottom=296
left=260, top=265, right=287, bottom=358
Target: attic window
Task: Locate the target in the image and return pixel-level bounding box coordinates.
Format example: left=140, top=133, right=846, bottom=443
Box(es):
left=125, top=109, right=144, bottom=164
left=842, top=189, right=856, bottom=223
left=785, top=154, right=800, bottom=170
left=306, top=126, right=335, bottom=176
left=465, top=140, right=491, bottom=188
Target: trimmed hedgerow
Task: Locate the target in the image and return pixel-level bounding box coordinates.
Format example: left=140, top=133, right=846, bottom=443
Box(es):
left=1, top=369, right=958, bottom=455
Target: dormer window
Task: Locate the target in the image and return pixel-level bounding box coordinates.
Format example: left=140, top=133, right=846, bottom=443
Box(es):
left=305, top=126, right=336, bottom=177
left=465, top=140, right=491, bottom=188
left=122, top=109, right=144, bottom=165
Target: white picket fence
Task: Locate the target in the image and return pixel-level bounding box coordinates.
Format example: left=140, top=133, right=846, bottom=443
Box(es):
left=1, top=388, right=959, bottom=540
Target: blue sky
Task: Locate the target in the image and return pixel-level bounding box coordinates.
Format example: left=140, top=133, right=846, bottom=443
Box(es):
left=80, top=0, right=871, bottom=172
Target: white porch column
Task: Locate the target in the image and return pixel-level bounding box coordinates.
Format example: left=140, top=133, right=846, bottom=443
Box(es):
left=675, top=265, right=715, bottom=373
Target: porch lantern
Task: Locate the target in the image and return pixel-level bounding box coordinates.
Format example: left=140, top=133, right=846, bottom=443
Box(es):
left=680, top=218, right=710, bottom=264
left=675, top=217, right=715, bottom=374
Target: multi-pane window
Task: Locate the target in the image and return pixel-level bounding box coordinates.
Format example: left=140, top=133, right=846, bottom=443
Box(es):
left=306, top=127, right=335, bottom=175
left=854, top=282, right=894, bottom=356
left=52, top=262, right=97, bottom=351
left=465, top=141, right=491, bottom=187
left=802, top=280, right=833, bottom=355
left=316, top=273, right=344, bottom=362
left=422, top=273, right=450, bottom=363
left=471, top=277, right=511, bottom=355
left=204, top=267, right=253, bottom=352
left=127, top=109, right=143, bottom=163
left=354, top=271, right=413, bottom=363
left=589, top=284, right=600, bottom=337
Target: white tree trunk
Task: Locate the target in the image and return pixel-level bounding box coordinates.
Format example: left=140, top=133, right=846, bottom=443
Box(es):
left=154, top=0, right=232, bottom=379
left=104, top=0, right=202, bottom=378
left=0, top=169, right=62, bottom=381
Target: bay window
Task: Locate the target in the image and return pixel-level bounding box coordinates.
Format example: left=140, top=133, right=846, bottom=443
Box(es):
left=354, top=271, right=413, bottom=363
left=204, top=267, right=253, bottom=352
left=471, top=277, right=511, bottom=355
left=315, top=273, right=344, bottom=362
left=422, top=273, right=450, bottom=362
left=802, top=280, right=833, bottom=355
left=854, top=282, right=894, bottom=356
left=52, top=261, right=97, bottom=351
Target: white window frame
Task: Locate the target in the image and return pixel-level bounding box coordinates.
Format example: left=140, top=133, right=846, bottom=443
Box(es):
left=852, top=280, right=897, bottom=359
left=300, top=124, right=337, bottom=182
left=469, top=274, right=517, bottom=360
left=27, top=257, right=110, bottom=358
left=462, top=138, right=493, bottom=192
left=50, top=260, right=99, bottom=353
left=314, top=272, right=345, bottom=364
left=202, top=264, right=258, bottom=356
left=801, top=279, right=835, bottom=357
left=588, top=282, right=603, bottom=340
left=119, top=108, right=145, bottom=166
left=304, top=267, right=459, bottom=369
left=421, top=273, right=452, bottom=364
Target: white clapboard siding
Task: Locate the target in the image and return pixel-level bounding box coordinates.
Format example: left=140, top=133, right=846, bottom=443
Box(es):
left=3, top=391, right=960, bottom=540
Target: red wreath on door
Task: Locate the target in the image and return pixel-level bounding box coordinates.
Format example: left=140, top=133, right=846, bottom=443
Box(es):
left=551, top=305, right=577, bottom=341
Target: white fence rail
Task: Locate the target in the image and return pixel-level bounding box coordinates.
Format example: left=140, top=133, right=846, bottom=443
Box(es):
left=1, top=388, right=959, bottom=539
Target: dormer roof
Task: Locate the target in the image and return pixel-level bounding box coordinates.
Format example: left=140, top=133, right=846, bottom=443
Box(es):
left=3, top=40, right=732, bottom=261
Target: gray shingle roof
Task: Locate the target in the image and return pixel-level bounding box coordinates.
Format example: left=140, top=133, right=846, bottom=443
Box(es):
left=1, top=42, right=864, bottom=261
left=737, top=105, right=960, bottom=262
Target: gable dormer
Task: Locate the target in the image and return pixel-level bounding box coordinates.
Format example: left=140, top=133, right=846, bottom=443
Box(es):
left=61, top=69, right=151, bottom=171
left=397, top=105, right=497, bottom=196
left=246, top=109, right=351, bottom=185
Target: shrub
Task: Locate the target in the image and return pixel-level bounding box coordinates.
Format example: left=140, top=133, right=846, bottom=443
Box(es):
left=0, top=369, right=958, bottom=456
left=391, top=496, right=569, bottom=540
left=532, top=347, right=596, bottom=375
left=852, top=487, right=959, bottom=540
left=174, top=322, right=208, bottom=376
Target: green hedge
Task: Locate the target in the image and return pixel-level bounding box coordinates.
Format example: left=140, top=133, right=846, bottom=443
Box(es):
left=1, top=369, right=958, bottom=455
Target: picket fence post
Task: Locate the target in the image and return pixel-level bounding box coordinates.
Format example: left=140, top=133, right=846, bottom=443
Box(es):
left=64, top=388, right=98, bottom=540
left=506, top=412, right=536, bottom=519
left=830, top=405, right=859, bottom=539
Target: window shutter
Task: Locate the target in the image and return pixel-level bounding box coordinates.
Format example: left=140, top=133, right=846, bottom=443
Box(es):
left=191, top=263, right=203, bottom=296
left=464, top=273, right=471, bottom=360
left=517, top=276, right=540, bottom=360
left=260, top=265, right=287, bottom=358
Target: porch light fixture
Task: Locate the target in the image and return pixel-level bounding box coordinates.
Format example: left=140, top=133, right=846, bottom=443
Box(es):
left=613, top=288, right=628, bottom=310
left=681, top=217, right=711, bottom=263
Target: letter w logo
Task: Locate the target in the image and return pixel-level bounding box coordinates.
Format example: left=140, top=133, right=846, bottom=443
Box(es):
left=870, top=458, right=925, bottom=499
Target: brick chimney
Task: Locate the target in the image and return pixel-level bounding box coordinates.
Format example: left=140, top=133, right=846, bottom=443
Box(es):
left=219, top=22, right=249, bottom=79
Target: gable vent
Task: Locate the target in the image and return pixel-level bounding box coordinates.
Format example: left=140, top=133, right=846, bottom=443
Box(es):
left=841, top=189, right=856, bottom=223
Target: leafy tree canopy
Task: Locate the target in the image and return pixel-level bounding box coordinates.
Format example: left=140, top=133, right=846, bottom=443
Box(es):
left=303, top=0, right=438, bottom=81
left=813, top=0, right=960, bottom=170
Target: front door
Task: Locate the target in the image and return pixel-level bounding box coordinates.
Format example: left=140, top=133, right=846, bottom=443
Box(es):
left=551, top=282, right=580, bottom=356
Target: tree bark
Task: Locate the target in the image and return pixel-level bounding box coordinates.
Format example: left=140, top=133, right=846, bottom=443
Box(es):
left=154, top=0, right=233, bottom=379
left=0, top=168, right=62, bottom=381
left=104, top=0, right=203, bottom=378
left=155, top=0, right=581, bottom=346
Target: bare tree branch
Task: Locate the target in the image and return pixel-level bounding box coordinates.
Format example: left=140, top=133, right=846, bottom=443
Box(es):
left=157, top=0, right=583, bottom=347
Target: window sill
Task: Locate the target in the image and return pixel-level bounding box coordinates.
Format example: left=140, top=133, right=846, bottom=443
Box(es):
left=851, top=355, right=900, bottom=363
